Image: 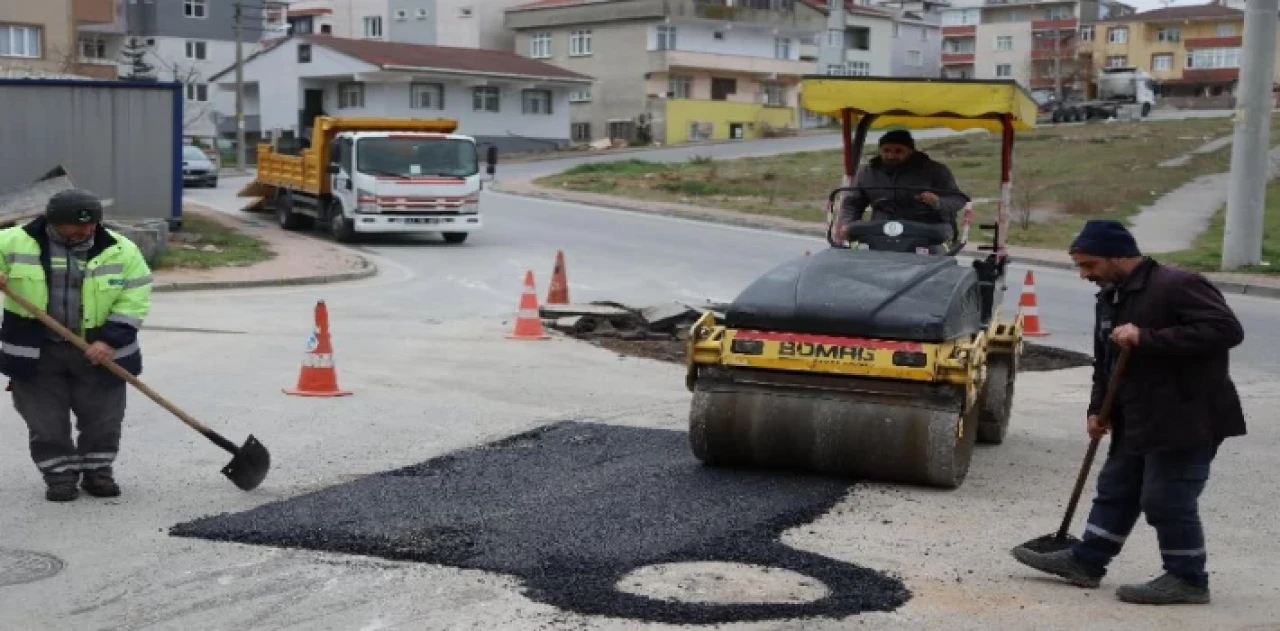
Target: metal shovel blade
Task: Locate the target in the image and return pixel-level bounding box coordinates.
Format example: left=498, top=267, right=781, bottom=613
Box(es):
left=219, top=434, right=271, bottom=491
left=1015, top=532, right=1082, bottom=555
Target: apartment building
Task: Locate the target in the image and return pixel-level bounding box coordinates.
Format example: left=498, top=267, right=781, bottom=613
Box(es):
left=1079, top=2, right=1277, bottom=104
left=815, top=1, right=896, bottom=77
left=0, top=0, right=117, bottom=79
left=278, top=0, right=531, bottom=50
left=940, top=0, right=1135, bottom=101
left=504, top=0, right=826, bottom=145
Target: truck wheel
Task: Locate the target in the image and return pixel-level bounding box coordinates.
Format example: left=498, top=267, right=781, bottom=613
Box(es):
left=442, top=232, right=468, bottom=244
left=1141, top=102, right=1152, bottom=117
left=275, top=191, right=308, bottom=231
left=329, top=212, right=357, bottom=244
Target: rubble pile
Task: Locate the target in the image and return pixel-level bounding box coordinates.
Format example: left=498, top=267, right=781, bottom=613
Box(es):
left=541, top=301, right=1094, bottom=372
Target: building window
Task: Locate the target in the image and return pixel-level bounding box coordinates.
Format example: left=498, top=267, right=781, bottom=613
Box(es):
left=1079, top=25, right=1093, bottom=41
left=185, top=40, right=206, bottom=60
left=0, top=24, right=41, bottom=58
left=1045, top=6, right=1071, bottom=19
left=657, top=25, right=676, bottom=50
left=394, top=9, right=408, bottom=20
left=364, top=16, right=383, bottom=38
left=944, top=39, right=974, bottom=53
left=827, top=28, right=842, bottom=47
left=762, top=82, right=785, bottom=107
left=184, top=0, right=207, bottom=18
left=995, top=35, right=1012, bottom=51
left=774, top=37, right=790, bottom=59
left=570, top=29, right=592, bottom=56
left=995, top=63, right=1012, bottom=77
left=522, top=89, right=552, bottom=115
left=1186, top=47, right=1240, bottom=69
left=298, top=43, right=311, bottom=63
left=185, top=83, right=209, bottom=102
left=411, top=83, right=444, bottom=109
left=941, top=8, right=979, bottom=25
left=1155, top=27, right=1180, bottom=42
left=1107, top=55, right=1127, bottom=68
left=906, top=49, right=922, bottom=66
left=1216, top=23, right=1238, bottom=37
left=668, top=75, right=691, bottom=98
left=571, top=122, right=591, bottom=142
left=530, top=32, right=551, bottom=58
left=80, top=35, right=106, bottom=59
left=1108, top=27, right=1127, bottom=44
left=339, top=83, right=364, bottom=108
left=846, top=27, right=870, bottom=50
left=473, top=86, right=500, bottom=112
left=569, top=89, right=591, bottom=102
left=1152, top=53, right=1173, bottom=71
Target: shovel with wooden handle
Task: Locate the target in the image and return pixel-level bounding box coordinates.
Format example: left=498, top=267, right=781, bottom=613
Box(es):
left=0, top=284, right=270, bottom=491
left=1014, top=345, right=1131, bottom=554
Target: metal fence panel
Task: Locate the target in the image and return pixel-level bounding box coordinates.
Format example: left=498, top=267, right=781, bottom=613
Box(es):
left=0, top=79, right=181, bottom=223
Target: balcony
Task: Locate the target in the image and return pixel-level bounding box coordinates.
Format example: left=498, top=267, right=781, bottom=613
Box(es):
left=649, top=50, right=814, bottom=78
left=942, top=53, right=976, bottom=64
left=672, top=0, right=823, bottom=28
left=1031, top=18, right=1078, bottom=31
left=942, top=25, right=976, bottom=37
left=1183, top=68, right=1240, bottom=82
left=1185, top=36, right=1243, bottom=49
left=74, top=0, right=115, bottom=25
left=1032, top=46, right=1075, bottom=59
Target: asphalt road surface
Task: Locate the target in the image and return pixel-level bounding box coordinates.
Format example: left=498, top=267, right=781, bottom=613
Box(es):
left=3, top=123, right=1276, bottom=630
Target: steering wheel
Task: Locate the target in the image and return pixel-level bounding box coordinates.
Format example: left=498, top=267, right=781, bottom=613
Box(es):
left=825, top=186, right=967, bottom=252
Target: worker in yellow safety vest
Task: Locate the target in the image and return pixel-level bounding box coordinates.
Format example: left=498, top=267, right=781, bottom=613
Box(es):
left=0, top=189, right=152, bottom=502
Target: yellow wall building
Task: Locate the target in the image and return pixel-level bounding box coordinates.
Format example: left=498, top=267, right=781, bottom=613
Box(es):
left=1078, top=1, right=1280, bottom=100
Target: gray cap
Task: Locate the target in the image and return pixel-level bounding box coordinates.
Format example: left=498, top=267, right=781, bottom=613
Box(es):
left=46, top=189, right=104, bottom=225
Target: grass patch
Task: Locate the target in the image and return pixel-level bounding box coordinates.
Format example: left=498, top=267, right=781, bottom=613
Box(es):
left=537, top=118, right=1280, bottom=250
left=153, top=214, right=274, bottom=270
left=1162, top=180, right=1280, bottom=274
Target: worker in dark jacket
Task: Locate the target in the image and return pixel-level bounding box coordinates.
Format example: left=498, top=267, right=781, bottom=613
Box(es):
left=1012, top=219, right=1246, bottom=605
left=837, top=129, right=968, bottom=236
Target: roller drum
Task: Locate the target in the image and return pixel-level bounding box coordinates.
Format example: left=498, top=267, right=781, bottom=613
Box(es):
left=689, top=372, right=978, bottom=489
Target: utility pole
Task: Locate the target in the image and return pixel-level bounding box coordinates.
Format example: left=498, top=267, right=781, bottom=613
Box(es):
left=234, top=2, right=247, bottom=175
left=1222, top=0, right=1279, bottom=269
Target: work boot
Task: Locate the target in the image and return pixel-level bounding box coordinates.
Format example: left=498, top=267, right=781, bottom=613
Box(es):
left=1116, top=573, right=1210, bottom=605
left=80, top=472, right=121, bottom=498
left=45, top=479, right=79, bottom=502
left=1011, top=546, right=1104, bottom=588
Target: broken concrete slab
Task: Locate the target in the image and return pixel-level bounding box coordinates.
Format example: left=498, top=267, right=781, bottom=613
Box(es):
left=539, top=303, right=636, bottom=319
left=640, top=302, right=699, bottom=332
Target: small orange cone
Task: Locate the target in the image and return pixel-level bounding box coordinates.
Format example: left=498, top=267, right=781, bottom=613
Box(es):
left=509, top=270, right=550, bottom=340
left=547, top=250, right=570, bottom=305
left=1019, top=270, right=1050, bottom=337
left=285, top=300, right=352, bottom=396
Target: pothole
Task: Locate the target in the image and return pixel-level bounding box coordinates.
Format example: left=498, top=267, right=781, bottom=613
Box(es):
left=0, top=548, right=64, bottom=588
left=616, top=561, right=831, bottom=605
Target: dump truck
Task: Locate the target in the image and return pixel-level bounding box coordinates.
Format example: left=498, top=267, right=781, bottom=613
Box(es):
left=238, top=116, right=497, bottom=244
left=1049, top=67, right=1157, bottom=123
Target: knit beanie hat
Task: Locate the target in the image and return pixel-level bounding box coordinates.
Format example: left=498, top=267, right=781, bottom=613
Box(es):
left=1069, top=219, right=1141, bottom=258
left=879, top=129, right=915, bottom=150
left=46, top=189, right=103, bottom=225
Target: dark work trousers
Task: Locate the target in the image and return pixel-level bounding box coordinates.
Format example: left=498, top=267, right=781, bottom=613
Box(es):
left=11, top=343, right=127, bottom=484
left=1071, top=437, right=1219, bottom=587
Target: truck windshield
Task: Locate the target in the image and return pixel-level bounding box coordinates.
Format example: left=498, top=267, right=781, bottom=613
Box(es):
left=356, top=137, right=478, bottom=178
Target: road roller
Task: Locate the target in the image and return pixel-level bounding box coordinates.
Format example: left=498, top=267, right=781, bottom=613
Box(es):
left=684, top=76, right=1038, bottom=488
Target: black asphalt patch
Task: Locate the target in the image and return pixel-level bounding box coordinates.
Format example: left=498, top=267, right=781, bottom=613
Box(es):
left=169, top=421, right=911, bottom=624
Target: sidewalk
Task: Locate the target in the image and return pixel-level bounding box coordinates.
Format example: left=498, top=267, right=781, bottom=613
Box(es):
left=492, top=177, right=1280, bottom=300
left=152, top=205, right=377, bottom=292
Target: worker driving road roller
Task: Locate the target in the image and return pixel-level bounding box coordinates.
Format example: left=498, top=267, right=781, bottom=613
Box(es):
left=684, top=76, right=1035, bottom=489
left=837, top=129, right=970, bottom=250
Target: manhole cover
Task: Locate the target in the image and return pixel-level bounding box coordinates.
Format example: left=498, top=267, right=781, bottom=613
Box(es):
left=0, top=548, right=64, bottom=588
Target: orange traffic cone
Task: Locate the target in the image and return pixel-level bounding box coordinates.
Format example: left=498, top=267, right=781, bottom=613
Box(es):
left=284, top=300, right=353, bottom=397
left=547, top=250, right=570, bottom=305
left=1019, top=270, right=1050, bottom=337
left=509, top=270, right=550, bottom=340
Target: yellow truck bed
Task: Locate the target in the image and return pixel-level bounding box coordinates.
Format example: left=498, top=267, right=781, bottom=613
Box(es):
left=247, top=116, right=461, bottom=198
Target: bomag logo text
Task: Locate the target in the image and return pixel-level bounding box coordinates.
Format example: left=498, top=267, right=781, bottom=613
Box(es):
left=778, top=341, right=876, bottom=362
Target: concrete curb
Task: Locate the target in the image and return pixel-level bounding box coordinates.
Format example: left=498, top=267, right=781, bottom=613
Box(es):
left=494, top=183, right=1280, bottom=301
left=498, top=129, right=841, bottom=165
left=152, top=263, right=379, bottom=293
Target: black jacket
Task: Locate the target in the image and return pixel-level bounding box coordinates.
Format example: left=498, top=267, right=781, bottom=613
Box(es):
left=1091, top=257, right=1246, bottom=454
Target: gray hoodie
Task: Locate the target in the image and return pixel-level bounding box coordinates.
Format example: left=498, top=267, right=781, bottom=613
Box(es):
left=838, top=150, right=969, bottom=229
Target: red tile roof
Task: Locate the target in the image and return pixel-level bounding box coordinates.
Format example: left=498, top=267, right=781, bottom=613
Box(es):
left=1099, top=2, right=1242, bottom=23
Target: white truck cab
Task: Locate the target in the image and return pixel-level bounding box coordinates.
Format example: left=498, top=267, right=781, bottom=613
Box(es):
left=324, top=131, right=497, bottom=244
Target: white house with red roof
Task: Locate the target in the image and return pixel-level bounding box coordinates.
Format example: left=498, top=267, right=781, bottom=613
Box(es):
left=208, top=34, right=594, bottom=154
